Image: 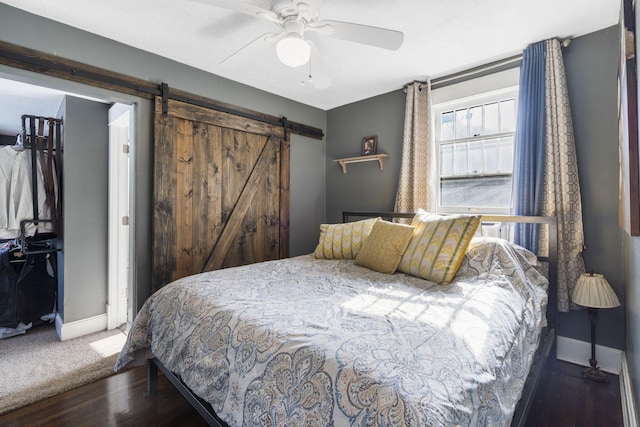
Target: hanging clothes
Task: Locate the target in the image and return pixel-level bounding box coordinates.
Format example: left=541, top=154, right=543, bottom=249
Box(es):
left=0, top=145, right=55, bottom=239
left=16, top=252, right=57, bottom=326
left=0, top=243, right=19, bottom=328
left=0, top=241, right=56, bottom=332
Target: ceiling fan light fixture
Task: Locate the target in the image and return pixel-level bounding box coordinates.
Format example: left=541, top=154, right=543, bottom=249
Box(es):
left=276, top=34, right=310, bottom=67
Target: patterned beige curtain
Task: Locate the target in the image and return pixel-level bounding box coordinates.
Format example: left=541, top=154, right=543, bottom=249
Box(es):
left=394, top=80, right=434, bottom=215
left=541, top=39, right=586, bottom=311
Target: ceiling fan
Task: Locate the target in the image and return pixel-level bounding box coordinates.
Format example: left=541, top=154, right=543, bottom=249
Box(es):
left=190, top=0, right=404, bottom=88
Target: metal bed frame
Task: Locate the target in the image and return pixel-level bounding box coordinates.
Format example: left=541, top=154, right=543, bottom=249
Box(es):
left=145, top=212, right=558, bottom=427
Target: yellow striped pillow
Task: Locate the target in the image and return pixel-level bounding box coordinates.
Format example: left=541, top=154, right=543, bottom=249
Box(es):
left=314, top=218, right=379, bottom=260
left=397, top=211, right=481, bottom=285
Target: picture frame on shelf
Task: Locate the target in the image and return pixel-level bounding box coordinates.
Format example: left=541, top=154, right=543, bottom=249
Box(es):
left=361, top=135, right=378, bottom=156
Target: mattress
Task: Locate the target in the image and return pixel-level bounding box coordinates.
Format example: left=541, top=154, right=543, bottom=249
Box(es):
left=115, top=237, right=548, bottom=426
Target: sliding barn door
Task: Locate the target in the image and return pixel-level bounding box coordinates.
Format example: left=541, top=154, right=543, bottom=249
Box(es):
left=152, top=97, right=289, bottom=291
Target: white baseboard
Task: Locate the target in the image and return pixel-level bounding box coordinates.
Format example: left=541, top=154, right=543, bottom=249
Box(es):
left=55, top=313, right=108, bottom=341
left=621, top=354, right=639, bottom=427
left=556, top=335, right=622, bottom=374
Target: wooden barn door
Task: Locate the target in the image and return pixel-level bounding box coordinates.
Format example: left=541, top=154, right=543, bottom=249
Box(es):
left=152, top=97, right=289, bottom=291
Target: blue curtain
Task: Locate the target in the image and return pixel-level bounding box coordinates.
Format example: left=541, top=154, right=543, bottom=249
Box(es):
left=512, top=41, right=546, bottom=253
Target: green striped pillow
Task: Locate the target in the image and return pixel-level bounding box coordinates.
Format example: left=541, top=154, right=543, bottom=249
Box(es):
left=314, top=218, right=379, bottom=260
left=397, top=211, right=481, bottom=285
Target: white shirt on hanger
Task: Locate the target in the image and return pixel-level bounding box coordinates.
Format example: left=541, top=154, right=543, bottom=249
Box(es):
left=0, top=146, right=54, bottom=239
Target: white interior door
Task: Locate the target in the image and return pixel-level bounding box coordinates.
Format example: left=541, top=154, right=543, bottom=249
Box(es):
left=107, top=103, right=132, bottom=329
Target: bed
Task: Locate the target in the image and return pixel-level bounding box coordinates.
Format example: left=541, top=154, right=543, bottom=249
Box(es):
left=115, top=212, right=557, bottom=427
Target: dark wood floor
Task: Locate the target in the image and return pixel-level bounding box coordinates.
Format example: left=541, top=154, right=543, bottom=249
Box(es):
left=524, top=360, right=623, bottom=427
left=0, top=360, right=623, bottom=427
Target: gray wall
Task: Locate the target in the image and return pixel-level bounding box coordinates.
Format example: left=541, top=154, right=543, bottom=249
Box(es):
left=326, top=90, right=405, bottom=223
left=0, top=4, right=326, bottom=318
left=290, top=135, right=326, bottom=255
left=57, top=96, right=110, bottom=322
left=326, top=27, right=626, bottom=350
left=560, top=26, right=624, bottom=350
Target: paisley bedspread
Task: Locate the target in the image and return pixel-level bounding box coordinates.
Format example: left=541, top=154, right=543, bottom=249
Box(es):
left=115, top=237, right=548, bottom=427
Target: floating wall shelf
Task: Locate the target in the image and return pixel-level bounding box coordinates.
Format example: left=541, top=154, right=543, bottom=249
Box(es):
left=333, top=154, right=389, bottom=174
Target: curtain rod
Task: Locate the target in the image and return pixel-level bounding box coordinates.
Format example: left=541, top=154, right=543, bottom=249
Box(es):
left=408, top=37, right=573, bottom=92
left=430, top=54, right=523, bottom=89
left=403, top=54, right=522, bottom=93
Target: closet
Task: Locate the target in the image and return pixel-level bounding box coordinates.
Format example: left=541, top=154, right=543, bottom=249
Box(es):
left=0, top=79, right=125, bottom=342
left=0, top=115, right=63, bottom=339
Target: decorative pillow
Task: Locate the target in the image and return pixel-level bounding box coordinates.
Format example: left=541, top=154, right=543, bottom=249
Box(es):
left=355, top=220, right=415, bottom=274
left=397, top=210, right=481, bottom=285
left=314, top=218, right=379, bottom=260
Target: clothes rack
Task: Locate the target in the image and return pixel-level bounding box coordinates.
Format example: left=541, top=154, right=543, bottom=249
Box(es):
left=0, top=114, right=63, bottom=333
left=20, top=114, right=63, bottom=237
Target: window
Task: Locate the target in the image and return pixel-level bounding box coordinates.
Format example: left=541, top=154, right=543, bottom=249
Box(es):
left=434, top=87, right=518, bottom=214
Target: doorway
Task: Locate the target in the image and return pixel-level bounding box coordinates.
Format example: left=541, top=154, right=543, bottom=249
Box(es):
left=0, top=75, right=137, bottom=338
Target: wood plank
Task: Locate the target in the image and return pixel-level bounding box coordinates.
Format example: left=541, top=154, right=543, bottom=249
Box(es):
left=175, top=119, right=194, bottom=280
left=152, top=97, right=177, bottom=291
left=524, top=360, right=622, bottom=427
left=0, top=41, right=324, bottom=141
left=201, top=137, right=276, bottom=272
left=0, top=366, right=208, bottom=426
left=218, top=129, right=258, bottom=267
left=279, top=137, right=290, bottom=259
left=237, top=132, right=263, bottom=266
left=245, top=133, right=278, bottom=266
left=167, top=99, right=285, bottom=139
left=193, top=124, right=223, bottom=273
left=169, top=88, right=322, bottom=141
left=0, top=40, right=158, bottom=100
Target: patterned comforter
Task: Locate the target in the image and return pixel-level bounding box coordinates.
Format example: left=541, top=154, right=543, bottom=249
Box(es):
left=115, top=237, right=548, bottom=427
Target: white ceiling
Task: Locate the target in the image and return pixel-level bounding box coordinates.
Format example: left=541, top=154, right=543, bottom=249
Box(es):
left=0, top=0, right=621, bottom=120
left=0, top=76, right=108, bottom=136
left=0, top=78, right=67, bottom=136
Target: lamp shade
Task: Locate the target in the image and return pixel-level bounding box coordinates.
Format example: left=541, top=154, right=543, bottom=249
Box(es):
left=276, top=34, right=310, bottom=67
left=572, top=273, right=621, bottom=309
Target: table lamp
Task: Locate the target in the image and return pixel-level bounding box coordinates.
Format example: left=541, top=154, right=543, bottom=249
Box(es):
left=572, top=272, right=621, bottom=382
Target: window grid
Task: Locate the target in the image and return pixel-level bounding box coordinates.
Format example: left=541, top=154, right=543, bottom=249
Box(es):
left=434, top=89, right=518, bottom=214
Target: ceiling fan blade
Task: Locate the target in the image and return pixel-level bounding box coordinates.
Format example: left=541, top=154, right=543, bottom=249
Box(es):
left=221, top=32, right=282, bottom=67
left=189, top=0, right=281, bottom=23
left=306, top=40, right=331, bottom=89
left=310, top=20, right=403, bottom=50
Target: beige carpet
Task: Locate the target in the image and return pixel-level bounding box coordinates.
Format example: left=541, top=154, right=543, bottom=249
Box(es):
left=0, top=323, right=127, bottom=415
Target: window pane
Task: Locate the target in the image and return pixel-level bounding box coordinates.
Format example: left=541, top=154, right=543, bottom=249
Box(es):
left=468, top=140, right=482, bottom=174
left=500, top=99, right=516, bottom=132
left=483, top=139, right=498, bottom=173
left=498, top=136, right=513, bottom=172
left=440, top=144, right=453, bottom=176
left=484, top=102, right=499, bottom=134
left=453, top=142, right=468, bottom=175
left=440, top=176, right=512, bottom=208
left=441, top=111, right=454, bottom=140
left=469, top=105, right=482, bottom=136
left=434, top=87, right=518, bottom=213
left=455, top=109, right=469, bottom=138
